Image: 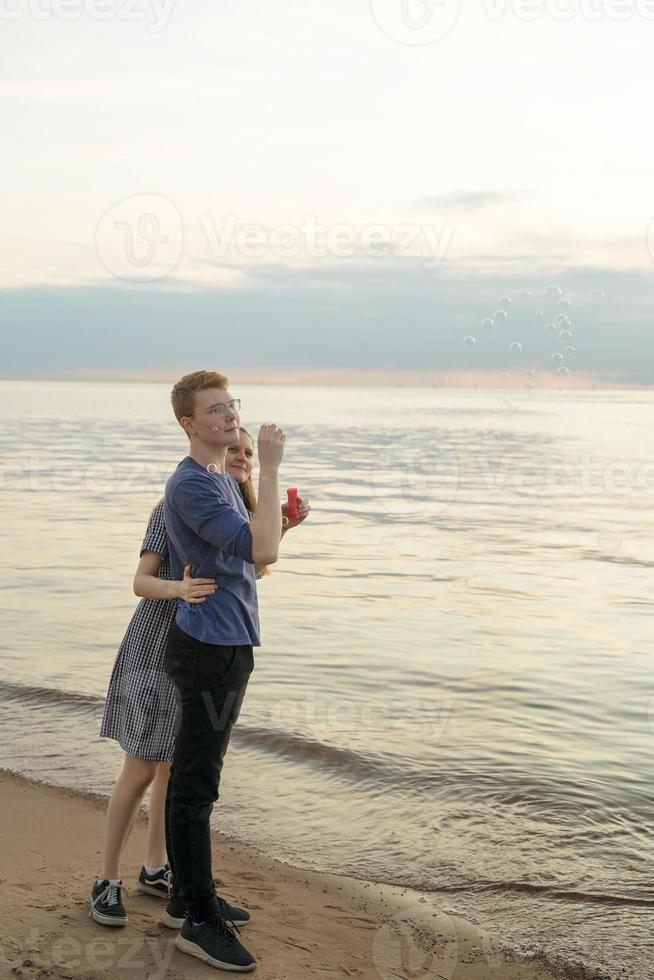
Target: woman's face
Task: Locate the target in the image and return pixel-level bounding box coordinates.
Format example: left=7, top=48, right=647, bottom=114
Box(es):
left=225, top=431, right=255, bottom=484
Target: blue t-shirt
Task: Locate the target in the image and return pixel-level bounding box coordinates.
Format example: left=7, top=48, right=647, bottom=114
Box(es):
left=163, top=456, right=260, bottom=647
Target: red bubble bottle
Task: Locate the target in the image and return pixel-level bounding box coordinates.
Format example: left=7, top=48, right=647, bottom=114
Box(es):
left=286, top=488, right=299, bottom=520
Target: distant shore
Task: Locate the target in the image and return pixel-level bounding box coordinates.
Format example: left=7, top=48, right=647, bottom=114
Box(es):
left=0, top=371, right=647, bottom=389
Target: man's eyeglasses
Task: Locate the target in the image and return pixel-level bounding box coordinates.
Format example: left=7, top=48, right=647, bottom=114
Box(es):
left=192, top=399, right=241, bottom=419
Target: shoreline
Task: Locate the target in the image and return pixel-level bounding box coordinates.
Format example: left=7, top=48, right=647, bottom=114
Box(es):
left=0, top=769, right=590, bottom=980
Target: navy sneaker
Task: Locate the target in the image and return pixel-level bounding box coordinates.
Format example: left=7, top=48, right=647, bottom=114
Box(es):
left=162, top=893, right=251, bottom=930
left=137, top=864, right=171, bottom=898
left=175, top=913, right=256, bottom=971
left=89, top=879, right=128, bottom=927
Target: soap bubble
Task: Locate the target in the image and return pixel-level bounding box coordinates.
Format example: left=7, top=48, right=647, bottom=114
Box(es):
left=547, top=322, right=557, bottom=333
left=464, top=336, right=476, bottom=349
left=559, top=330, right=573, bottom=341
left=521, top=290, right=532, bottom=299
left=509, top=342, right=523, bottom=353
left=558, top=298, right=571, bottom=309
left=525, top=369, right=535, bottom=378
left=597, top=530, right=622, bottom=553
left=565, top=345, right=576, bottom=354
left=481, top=318, right=494, bottom=330
left=523, top=380, right=534, bottom=390
left=555, top=312, right=569, bottom=324
left=499, top=295, right=512, bottom=307
left=536, top=311, right=544, bottom=318
left=556, top=365, right=570, bottom=377
left=551, top=352, right=564, bottom=364
left=590, top=288, right=605, bottom=298
left=494, top=310, right=508, bottom=323
left=544, top=284, right=563, bottom=300
left=500, top=372, right=510, bottom=379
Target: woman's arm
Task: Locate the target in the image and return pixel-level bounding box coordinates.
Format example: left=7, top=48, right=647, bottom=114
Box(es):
left=134, top=552, right=181, bottom=600
left=133, top=553, right=217, bottom=603
left=281, top=495, right=311, bottom=535
left=254, top=498, right=311, bottom=578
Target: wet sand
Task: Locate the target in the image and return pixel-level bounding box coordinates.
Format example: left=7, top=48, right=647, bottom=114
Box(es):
left=0, top=770, right=566, bottom=980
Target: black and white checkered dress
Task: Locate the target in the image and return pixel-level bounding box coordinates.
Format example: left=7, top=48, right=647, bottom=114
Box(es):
left=100, top=500, right=179, bottom=762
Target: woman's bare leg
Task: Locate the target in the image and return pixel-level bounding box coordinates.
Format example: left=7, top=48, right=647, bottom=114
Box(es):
left=145, top=761, right=171, bottom=871
left=102, top=754, right=157, bottom=881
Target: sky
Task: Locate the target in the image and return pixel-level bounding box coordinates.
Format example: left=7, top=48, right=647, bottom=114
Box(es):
left=1, top=0, right=653, bottom=385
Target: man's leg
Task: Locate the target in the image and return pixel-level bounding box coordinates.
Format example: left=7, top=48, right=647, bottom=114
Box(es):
left=164, top=762, right=176, bottom=888
left=164, top=677, right=183, bottom=893
left=165, top=624, right=253, bottom=923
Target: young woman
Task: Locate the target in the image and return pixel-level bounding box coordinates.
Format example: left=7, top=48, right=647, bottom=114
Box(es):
left=91, top=427, right=310, bottom=926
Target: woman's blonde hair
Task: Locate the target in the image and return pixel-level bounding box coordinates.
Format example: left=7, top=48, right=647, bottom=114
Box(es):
left=235, top=427, right=257, bottom=514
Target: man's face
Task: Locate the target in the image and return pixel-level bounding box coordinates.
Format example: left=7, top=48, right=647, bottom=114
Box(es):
left=184, top=387, right=240, bottom=446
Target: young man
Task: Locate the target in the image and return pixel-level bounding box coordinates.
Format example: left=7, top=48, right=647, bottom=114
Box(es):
left=162, top=369, right=285, bottom=972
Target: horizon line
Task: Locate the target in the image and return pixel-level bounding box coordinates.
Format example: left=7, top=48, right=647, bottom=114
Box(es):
left=0, top=367, right=651, bottom=390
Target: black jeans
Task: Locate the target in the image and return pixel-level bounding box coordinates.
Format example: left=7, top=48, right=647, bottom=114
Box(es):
left=164, top=619, right=254, bottom=922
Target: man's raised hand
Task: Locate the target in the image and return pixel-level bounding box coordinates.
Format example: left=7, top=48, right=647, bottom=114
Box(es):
left=258, top=423, right=286, bottom=470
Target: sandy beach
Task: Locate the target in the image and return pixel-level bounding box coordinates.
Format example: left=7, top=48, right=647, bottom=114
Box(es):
left=0, top=770, right=570, bottom=980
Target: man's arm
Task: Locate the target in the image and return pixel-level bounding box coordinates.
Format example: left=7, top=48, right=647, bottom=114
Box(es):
left=249, top=424, right=285, bottom=566
left=172, top=479, right=256, bottom=562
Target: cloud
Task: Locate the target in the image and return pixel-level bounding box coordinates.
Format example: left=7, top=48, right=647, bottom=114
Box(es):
left=0, top=264, right=650, bottom=384
left=418, top=190, right=529, bottom=212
